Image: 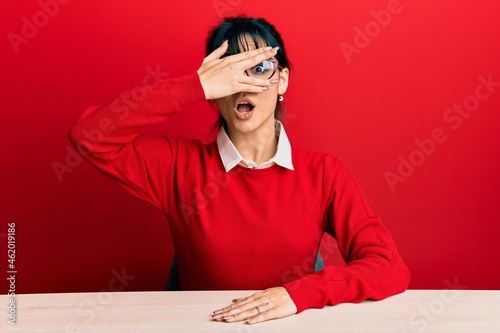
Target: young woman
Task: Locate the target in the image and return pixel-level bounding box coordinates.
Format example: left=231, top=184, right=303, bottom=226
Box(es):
left=68, top=16, right=410, bottom=325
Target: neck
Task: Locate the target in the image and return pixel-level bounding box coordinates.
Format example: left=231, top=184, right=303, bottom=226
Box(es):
left=227, top=121, right=278, bottom=165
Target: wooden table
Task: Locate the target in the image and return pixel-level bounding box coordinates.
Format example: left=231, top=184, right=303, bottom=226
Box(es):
left=1, top=290, right=499, bottom=332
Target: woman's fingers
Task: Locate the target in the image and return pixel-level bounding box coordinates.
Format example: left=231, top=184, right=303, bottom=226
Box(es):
left=238, top=46, right=280, bottom=70
left=212, top=294, right=262, bottom=321
left=200, top=72, right=277, bottom=99
left=203, top=40, right=229, bottom=63
left=235, top=76, right=278, bottom=93
left=219, top=301, right=271, bottom=323
left=212, top=287, right=297, bottom=325
left=226, top=45, right=278, bottom=67
left=238, top=74, right=279, bottom=86
left=197, top=43, right=280, bottom=99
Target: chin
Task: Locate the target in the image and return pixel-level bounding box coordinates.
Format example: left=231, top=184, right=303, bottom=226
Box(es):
left=231, top=118, right=261, bottom=133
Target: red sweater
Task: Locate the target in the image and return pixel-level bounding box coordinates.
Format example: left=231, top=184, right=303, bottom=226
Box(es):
left=68, top=73, right=410, bottom=313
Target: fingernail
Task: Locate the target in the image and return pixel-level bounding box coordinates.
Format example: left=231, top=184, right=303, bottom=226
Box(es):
left=263, top=46, right=272, bottom=51
left=223, top=40, right=228, bottom=44
left=270, top=79, right=279, bottom=84
left=271, top=46, right=280, bottom=53
left=261, top=86, right=269, bottom=91
left=213, top=309, right=223, bottom=315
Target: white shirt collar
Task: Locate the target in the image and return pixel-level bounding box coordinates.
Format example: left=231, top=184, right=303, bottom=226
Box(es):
left=216, top=120, right=294, bottom=172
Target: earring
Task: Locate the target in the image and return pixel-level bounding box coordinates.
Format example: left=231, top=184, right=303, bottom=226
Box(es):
left=278, top=95, right=284, bottom=102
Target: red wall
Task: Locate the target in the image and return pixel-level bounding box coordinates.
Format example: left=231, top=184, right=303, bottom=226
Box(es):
left=1, top=0, right=500, bottom=294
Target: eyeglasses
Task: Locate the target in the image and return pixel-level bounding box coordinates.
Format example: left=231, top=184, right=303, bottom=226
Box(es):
left=245, top=58, right=280, bottom=80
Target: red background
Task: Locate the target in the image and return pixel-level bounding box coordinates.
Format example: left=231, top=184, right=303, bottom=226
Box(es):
left=1, top=0, right=500, bottom=294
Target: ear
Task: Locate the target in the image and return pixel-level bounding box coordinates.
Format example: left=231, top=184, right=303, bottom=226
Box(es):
left=278, top=67, right=290, bottom=95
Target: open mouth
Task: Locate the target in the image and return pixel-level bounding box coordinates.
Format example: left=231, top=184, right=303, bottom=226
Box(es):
left=235, top=100, right=255, bottom=120
left=236, top=101, right=255, bottom=113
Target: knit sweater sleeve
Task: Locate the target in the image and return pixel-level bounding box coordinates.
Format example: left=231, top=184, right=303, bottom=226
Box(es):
left=68, top=73, right=206, bottom=210
left=282, top=154, right=411, bottom=313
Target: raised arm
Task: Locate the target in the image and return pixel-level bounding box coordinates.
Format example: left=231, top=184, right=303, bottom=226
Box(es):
left=68, top=42, right=280, bottom=209
left=68, top=73, right=206, bottom=209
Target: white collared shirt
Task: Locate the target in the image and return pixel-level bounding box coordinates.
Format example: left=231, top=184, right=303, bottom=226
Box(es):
left=216, top=120, right=294, bottom=172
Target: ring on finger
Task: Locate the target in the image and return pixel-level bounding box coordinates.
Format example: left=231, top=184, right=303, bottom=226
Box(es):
left=224, top=315, right=236, bottom=321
